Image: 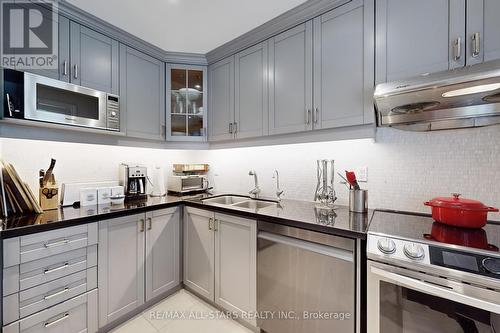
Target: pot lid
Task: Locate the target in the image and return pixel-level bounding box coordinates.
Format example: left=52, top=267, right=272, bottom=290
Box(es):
left=426, top=193, right=497, bottom=211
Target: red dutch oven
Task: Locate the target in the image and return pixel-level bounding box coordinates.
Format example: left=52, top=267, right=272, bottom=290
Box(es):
left=424, top=193, right=499, bottom=228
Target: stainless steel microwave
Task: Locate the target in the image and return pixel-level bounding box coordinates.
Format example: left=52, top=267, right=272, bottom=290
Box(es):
left=3, top=69, right=120, bottom=131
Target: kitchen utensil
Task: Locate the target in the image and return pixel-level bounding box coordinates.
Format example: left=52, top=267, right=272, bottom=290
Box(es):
left=42, top=159, right=56, bottom=186
left=345, top=171, right=360, bottom=190
left=349, top=189, right=368, bottom=213
left=424, top=193, right=499, bottom=228
left=425, top=222, right=499, bottom=251
left=337, top=172, right=350, bottom=189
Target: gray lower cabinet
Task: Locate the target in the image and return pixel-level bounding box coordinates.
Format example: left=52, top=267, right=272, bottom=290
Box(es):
left=209, top=57, right=235, bottom=141
left=234, top=42, right=269, bottom=139
left=145, top=208, right=180, bottom=301
left=268, top=22, right=313, bottom=135
left=120, top=45, right=166, bottom=140
left=214, top=213, right=257, bottom=325
left=184, top=207, right=257, bottom=325
left=313, top=0, right=374, bottom=128
left=98, top=214, right=145, bottom=327
left=183, top=207, right=215, bottom=300
left=70, top=22, right=119, bottom=94
left=375, top=0, right=465, bottom=82
left=98, top=208, right=180, bottom=328
left=3, top=290, right=98, bottom=333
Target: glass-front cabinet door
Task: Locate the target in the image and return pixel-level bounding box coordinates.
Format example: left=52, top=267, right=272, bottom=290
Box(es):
left=166, top=64, right=207, bottom=141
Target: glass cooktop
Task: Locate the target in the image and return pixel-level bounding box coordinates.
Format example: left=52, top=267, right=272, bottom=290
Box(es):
left=368, top=209, right=500, bottom=256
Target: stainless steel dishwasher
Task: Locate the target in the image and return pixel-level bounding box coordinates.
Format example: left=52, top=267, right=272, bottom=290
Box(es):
left=257, top=221, right=356, bottom=333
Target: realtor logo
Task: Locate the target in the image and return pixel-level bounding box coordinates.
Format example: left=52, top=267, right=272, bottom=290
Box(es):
left=1, top=0, right=58, bottom=69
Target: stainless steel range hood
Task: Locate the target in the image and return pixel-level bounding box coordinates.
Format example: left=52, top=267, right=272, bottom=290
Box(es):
left=374, top=59, right=500, bottom=131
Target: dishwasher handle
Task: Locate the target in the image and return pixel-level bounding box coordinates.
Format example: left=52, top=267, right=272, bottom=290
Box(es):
left=258, top=231, right=353, bottom=263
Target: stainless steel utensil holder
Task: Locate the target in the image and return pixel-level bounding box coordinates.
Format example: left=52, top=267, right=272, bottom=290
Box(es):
left=349, top=189, right=368, bottom=213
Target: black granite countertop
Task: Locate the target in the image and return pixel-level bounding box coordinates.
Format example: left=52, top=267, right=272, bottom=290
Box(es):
left=0, top=193, right=371, bottom=239
left=186, top=195, right=371, bottom=239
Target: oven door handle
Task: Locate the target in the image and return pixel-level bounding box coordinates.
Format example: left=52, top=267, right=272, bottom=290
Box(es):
left=371, top=265, right=500, bottom=314
left=258, top=231, right=353, bottom=263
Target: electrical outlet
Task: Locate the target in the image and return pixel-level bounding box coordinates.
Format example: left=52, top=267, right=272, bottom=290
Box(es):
left=356, top=166, right=368, bottom=182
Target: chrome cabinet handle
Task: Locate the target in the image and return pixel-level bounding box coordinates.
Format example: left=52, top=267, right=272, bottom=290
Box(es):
left=233, top=122, right=238, bottom=138
left=63, top=60, right=68, bottom=76
left=44, top=287, right=69, bottom=300
left=147, top=217, right=152, bottom=230
left=139, top=219, right=145, bottom=232
left=472, top=32, right=480, bottom=58
left=44, top=263, right=69, bottom=274
left=44, top=239, right=69, bottom=248
left=213, top=219, right=219, bottom=232
left=229, top=122, right=233, bottom=134
left=73, top=64, right=78, bottom=79
left=306, top=109, right=311, bottom=125
left=314, top=107, right=319, bottom=124
left=208, top=218, right=213, bottom=230
left=44, top=313, right=69, bottom=328
left=453, top=37, right=461, bottom=61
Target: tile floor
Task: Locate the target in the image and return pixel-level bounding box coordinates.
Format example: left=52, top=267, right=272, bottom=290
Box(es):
left=110, top=289, right=254, bottom=333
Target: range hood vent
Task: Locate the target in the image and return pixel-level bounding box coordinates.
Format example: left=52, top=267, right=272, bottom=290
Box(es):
left=374, top=59, right=500, bottom=131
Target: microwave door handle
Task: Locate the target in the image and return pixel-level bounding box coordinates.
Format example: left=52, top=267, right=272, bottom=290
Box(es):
left=370, top=265, right=500, bottom=314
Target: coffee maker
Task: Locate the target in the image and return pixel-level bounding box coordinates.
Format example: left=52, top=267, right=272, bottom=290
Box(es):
left=119, top=164, right=148, bottom=201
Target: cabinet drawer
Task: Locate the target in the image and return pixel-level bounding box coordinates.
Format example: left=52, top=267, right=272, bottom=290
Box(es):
left=3, top=267, right=97, bottom=324
left=3, top=245, right=97, bottom=296
left=3, top=223, right=98, bottom=268
left=3, top=289, right=98, bottom=333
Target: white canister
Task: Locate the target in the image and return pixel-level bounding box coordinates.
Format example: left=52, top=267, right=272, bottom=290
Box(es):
left=150, top=166, right=166, bottom=197
left=97, top=187, right=111, bottom=205
left=80, top=188, right=98, bottom=206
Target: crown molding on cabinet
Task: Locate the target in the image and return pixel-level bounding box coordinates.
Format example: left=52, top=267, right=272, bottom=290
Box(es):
left=57, top=0, right=208, bottom=65
left=205, top=0, right=351, bottom=64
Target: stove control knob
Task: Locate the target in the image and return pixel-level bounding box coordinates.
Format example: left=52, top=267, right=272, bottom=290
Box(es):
left=403, top=243, right=425, bottom=260
left=377, top=238, right=396, bottom=254
left=482, top=258, right=500, bottom=275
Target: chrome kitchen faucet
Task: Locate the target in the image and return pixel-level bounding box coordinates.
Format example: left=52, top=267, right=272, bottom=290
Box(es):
left=248, top=170, right=261, bottom=198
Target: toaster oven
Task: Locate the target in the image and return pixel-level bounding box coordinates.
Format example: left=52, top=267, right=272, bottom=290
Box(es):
left=167, top=175, right=208, bottom=194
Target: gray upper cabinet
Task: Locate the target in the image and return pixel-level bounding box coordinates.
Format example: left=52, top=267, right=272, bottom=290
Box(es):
left=98, top=214, right=145, bottom=327
left=376, top=0, right=465, bottom=83
left=313, top=0, right=374, bottom=129
left=120, top=45, right=166, bottom=141
left=145, top=208, right=180, bottom=301
left=209, top=57, right=235, bottom=141
left=183, top=207, right=215, bottom=301
left=466, top=0, right=500, bottom=65
left=234, top=42, right=269, bottom=139
left=70, top=23, right=119, bottom=94
left=166, top=64, right=208, bottom=142
left=25, top=15, right=70, bottom=82
left=269, top=22, right=313, bottom=135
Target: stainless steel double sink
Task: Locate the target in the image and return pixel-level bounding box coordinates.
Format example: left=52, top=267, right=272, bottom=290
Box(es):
left=202, top=195, right=278, bottom=210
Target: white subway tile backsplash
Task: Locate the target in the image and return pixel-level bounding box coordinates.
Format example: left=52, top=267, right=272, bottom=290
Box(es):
left=1, top=125, right=499, bottom=220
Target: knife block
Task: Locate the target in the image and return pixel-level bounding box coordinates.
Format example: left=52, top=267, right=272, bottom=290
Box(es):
left=39, top=184, right=59, bottom=211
